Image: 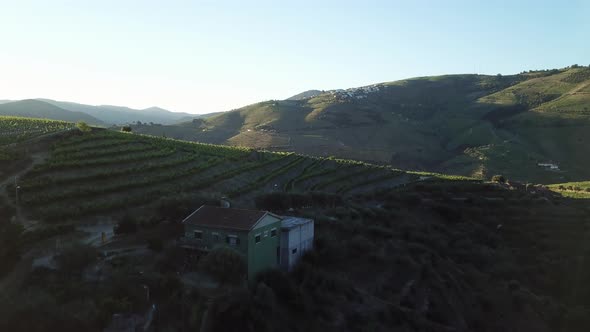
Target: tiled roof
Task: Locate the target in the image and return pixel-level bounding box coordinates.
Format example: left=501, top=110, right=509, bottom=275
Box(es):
left=182, top=205, right=268, bottom=231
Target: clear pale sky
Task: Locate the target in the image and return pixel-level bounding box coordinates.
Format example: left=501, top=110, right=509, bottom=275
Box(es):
left=0, top=0, right=588, bottom=114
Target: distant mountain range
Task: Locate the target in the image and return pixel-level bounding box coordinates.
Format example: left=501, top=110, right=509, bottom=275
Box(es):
left=0, top=98, right=216, bottom=125
left=131, top=66, right=590, bottom=183
left=0, top=99, right=104, bottom=125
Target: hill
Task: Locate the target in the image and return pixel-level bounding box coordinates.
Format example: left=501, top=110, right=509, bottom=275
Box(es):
left=0, top=100, right=104, bottom=125
left=131, top=66, right=590, bottom=184
left=1, top=121, right=589, bottom=331
left=286, top=89, right=324, bottom=100
left=38, top=99, right=200, bottom=125
left=7, top=128, right=456, bottom=222
left=0, top=116, right=74, bottom=146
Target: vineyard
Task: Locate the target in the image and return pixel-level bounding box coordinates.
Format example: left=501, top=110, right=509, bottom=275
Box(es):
left=2, top=126, right=476, bottom=223
left=0, top=116, right=74, bottom=145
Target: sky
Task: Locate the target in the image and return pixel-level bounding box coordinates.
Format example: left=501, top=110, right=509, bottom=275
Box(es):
left=0, top=0, right=588, bottom=114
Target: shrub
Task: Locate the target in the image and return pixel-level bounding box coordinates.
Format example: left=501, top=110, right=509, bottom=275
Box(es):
left=55, top=243, right=97, bottom=275
left=120, top=125, right=132, bottom=132
left=114, top=215, right=137, bottom=234
left=199, top=247, right=246, bottom=284
left=147, top=238, right=163, bottom=252
left=491, top=175, right=506, bottom=183
left=76, top=121, right=91, bottom=133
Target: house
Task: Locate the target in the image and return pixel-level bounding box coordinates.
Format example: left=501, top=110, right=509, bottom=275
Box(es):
left=279, top=217, right=314, bottom=271
left=537, top=162, right=560, bottom=171
left=181, top=205, right=282, bottom=280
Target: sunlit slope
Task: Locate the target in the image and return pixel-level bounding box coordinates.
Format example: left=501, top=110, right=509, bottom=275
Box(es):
left=0, top=116, right=74, bottom=145
left=131, top=67, right=590, bottom=183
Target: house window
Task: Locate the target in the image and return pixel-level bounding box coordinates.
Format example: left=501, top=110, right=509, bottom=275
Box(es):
left=194, top=230, right=203, bottom=240
left=227, top=235, right=239, bottom=246
left=270, top=228, right=277, bottom=237
left=212, top=232, right=220, bottom=241
left=255, top=234, right=261, bottom=244
left=292, top=248, right=297, bottom=254
left=264, top=231, right=268, bottom=237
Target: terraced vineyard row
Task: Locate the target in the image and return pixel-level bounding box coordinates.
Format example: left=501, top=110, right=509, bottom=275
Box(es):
left=9, top=128, right=434, bottom=222
left=15, top=130, right=290, bottom=220
left=0, top=116, right=74, bottom=145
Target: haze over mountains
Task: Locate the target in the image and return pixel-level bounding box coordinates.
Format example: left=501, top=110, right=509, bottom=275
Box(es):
left=0, top=98, right=211, bottom=125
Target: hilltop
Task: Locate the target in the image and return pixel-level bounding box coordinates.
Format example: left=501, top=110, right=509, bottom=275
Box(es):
left=132, top=66, right=590, bottom=184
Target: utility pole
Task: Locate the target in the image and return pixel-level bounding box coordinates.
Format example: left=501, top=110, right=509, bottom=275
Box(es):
left=142, top=284, right=150, bottom=302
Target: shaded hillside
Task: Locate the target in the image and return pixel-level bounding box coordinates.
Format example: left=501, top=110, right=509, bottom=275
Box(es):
left=6, top=128, right=460, bottom=223
left=1, top=120, right=590, bottom=331
left=131, top=66, right=590, bottom=184
left=0, top=100, right=103, bottom=125
left=2, top=131, right=590, bottom=331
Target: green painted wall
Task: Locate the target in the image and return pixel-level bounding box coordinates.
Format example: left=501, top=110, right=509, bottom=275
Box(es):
left=184, top=223, right=249, bottom=254
left=247, top=216, right=281, bottom=280
left=184, top=214, right=282, bottom=280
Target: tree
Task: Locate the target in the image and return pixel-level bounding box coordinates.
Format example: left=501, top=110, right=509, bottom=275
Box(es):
left=76, top=121, right=91, bottom=133
left=0, top=220, right=23, bottom=275
left=121, top=125, right=132, bottom=133
left=491, top=175, right=506, bottom=183
left=114, top=215, right=137, bottom=234
left=199, top=247, right=246, bottom=284
left=55, top=242, right=97, bottom=275
left=147, top=237, right=163, bottom=252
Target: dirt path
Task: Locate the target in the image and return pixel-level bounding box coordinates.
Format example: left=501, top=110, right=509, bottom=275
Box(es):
left=0, top=151, right=48, bottom=228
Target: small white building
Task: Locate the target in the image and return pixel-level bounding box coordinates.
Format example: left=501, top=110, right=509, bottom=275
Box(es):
left=279, top=217, right=314, bottom=271
left=537, top=162, right=560, bottom=171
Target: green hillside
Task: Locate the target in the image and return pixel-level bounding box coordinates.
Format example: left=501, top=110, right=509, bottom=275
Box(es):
left=132, top=66, right=590, bottom=184
left=548, top=180, right=590, bottom=198
left=0, top=116, right=74, bottom=146
left=7, top=128, right=468, bottom=223
left=0, top=100, right=104, bottom=125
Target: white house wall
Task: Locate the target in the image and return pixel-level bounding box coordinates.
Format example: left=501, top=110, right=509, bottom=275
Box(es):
left=280, top=220, right=315, bottom=271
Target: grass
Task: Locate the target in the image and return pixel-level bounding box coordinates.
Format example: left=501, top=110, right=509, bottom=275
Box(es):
left=548, top=181, right=590, bottom=198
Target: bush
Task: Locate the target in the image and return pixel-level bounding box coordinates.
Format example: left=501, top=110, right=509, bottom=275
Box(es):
left=55, top=243, right=97, bottom=275
left=491, top=175, right=506, bottom=183
left=76, top=121, right=91, bottom=133
left=147, top=238, right=163, bottom=252
left=114, top=215, right=137, bottom=234
left=199, top=247, right=246, bottom=284
left=120, top=125, right=132, bottom=132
